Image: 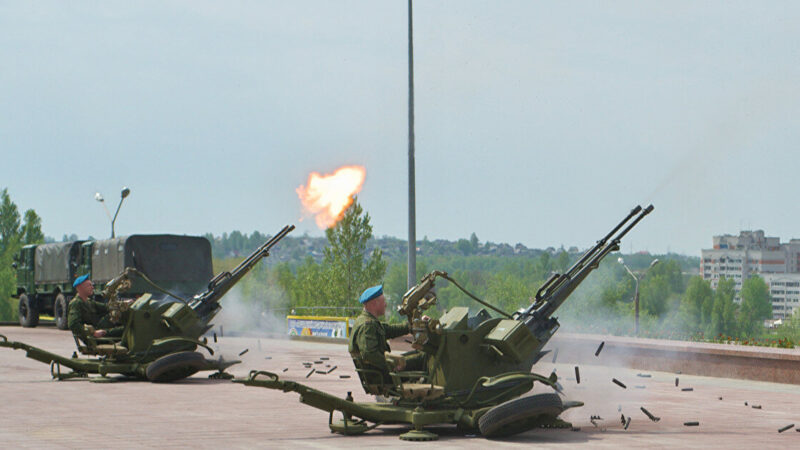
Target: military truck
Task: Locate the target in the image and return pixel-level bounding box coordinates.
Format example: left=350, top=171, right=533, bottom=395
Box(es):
left=13, top=235, right=213, bottom=330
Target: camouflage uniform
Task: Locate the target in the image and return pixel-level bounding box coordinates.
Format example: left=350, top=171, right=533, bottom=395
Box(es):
left=68, top=296, right=124, bottom=344
left=348, top=310, right=425, bottom=392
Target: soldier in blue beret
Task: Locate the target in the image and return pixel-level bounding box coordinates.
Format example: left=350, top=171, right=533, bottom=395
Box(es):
left=348, top=285, right=427, bottom=394
left=67, top=274, right=125, bottom=344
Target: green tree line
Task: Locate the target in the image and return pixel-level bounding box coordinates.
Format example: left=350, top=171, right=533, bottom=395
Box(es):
left=0, top=188, right=44, bottom=321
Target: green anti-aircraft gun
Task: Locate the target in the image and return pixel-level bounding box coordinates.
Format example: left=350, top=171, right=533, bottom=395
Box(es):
left=235, top=206, right=653, bottom=440
left=0, top=225, right=294, bottom=383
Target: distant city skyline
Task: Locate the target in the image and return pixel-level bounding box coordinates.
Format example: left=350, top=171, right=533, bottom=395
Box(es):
left=2, top=2, right=799, bottom=256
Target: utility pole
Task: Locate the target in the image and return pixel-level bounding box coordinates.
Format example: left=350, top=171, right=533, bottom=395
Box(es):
left=407, top=0, right=417, bottom=289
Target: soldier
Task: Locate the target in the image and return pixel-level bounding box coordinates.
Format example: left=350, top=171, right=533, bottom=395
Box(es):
left=348, top=285, right=426, bottom=392
left=68, top=274, right=125, bottom=343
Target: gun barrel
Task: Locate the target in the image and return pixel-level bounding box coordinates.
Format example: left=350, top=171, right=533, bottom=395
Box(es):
left=534, top=205, right=642, bottom=303
left=528, top=205, right=653, bottom=321
left=191, top=225, right=294, bottom=318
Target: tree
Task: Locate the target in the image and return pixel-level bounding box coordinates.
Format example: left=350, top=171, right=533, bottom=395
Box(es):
left=322, top=197, right=386, bottom=306
left=554, top=251, right=570, bottom=272
left=738, top=276, right=772, bottom=337
left=456, top=239, right=473, bottom=255
left=469, top=232, right=479, bottom=252
left=708, top=277, right=738, bottom=337
left=20, top=209, right=44, bottom=245
left=679, top=276, right=713, bottom=333
left=0, top=189, right=21, bottom=255
left=640, top=275, right=670, bottom=317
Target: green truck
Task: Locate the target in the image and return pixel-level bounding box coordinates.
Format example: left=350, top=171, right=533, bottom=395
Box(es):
left=12, top=235, right=213, bottom=329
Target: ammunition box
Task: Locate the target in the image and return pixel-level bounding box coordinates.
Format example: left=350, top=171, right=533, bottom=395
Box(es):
left=483, top=320, right=538, bottom=363
left=162, top=302, right=200, bottom=333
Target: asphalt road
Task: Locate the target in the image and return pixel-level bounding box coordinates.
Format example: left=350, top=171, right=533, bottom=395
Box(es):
left=2, top=327, right=799, bottom=449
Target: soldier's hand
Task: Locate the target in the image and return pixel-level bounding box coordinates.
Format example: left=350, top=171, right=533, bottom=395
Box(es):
left=93, top=329, right=107, bottom=338
left=396, top=357, right=406, bottom=371
left=421, top=315, right=431, bottom=322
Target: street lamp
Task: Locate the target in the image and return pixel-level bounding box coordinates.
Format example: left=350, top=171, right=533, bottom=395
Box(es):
left=95, top=187, right=131, bottom=238
left=618, top=257, right=660, bottom=335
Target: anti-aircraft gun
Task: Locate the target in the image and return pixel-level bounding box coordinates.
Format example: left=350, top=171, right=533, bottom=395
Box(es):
left=1, top=224, right=294, bottom=383
left=235, top=207, right=653, bottom=441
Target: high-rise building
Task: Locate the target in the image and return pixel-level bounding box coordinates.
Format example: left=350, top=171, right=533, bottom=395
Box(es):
left=701, top=230, right=800, bottom=319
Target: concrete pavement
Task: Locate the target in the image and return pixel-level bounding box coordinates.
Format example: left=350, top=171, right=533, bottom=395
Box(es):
left=1, top=327, right=799, bottom=449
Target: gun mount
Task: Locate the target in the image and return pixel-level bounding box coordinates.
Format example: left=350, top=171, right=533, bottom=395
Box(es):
left=237, top=206, right=653, bottom=440
left=1, top=224, right=295, bottom=383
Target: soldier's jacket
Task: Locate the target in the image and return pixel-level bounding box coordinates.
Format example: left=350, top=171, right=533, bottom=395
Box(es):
left=348, top=310, right=409, bottom=375
left=68, top=296, right=124, bottom=342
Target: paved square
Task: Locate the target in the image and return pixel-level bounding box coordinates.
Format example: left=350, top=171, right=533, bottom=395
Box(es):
left=2, top=327, right=799, bottom=448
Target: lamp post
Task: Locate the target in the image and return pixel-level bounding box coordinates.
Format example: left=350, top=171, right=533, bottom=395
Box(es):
left=618, top=257, right=660, bottom=335
left=95, top=187, right=131, bottom=238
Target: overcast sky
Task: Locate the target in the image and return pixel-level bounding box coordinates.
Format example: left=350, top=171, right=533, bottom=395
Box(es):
left=2, top=1, right=799, bottom=255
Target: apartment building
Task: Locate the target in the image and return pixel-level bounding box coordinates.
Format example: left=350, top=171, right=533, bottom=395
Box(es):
left=701, top=230, right=800, bottom=319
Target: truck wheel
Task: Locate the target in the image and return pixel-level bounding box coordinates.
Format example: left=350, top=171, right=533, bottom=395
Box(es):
left=54, top=294, right=69, bottom=330
left=18, top=294, right=40, bottom=328
left=145, top=351, right=207, bottom=383
left=478, top=393, right=563, bottom=438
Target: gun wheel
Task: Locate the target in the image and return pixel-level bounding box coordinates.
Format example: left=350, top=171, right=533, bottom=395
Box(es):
left=478, top=393, right=564, bottom=438
left=146, top=351, right=207, bottom=382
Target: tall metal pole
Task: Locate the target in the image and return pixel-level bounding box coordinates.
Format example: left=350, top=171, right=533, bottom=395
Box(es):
left=633, top=277, right=640, bottom=335
left=407, top=0, right=417, bottom=289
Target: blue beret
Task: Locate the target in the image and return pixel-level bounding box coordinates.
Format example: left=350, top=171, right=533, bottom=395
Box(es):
left=359, top=285, right=383, bottom=304
left=73, top=274, right=90, bottom=288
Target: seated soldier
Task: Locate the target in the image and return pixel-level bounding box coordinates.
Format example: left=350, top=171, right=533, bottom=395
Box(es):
left=348, top=285, right=426, bottom=393
left=68, top=274, right=125, bottom=345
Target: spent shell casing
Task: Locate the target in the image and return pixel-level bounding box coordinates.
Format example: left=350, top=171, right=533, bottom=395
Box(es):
left=778, top=424, right=794, bottom=433
left=213, top=332, right=217, bottom=343
left=595, top=341, right=605, bottom=357
left=328, top=365, right=338, bottom=374
left=681, top=387, right=693, bottom=392
left=624, top=417, right=631, bottom=430
left=636, top=373, right=652, bottom=378
left=640, top=407, right=660, bottom=422
left=265, top=356, right=272, bottom=360
left=339, top=375, right=350, bottom=379
left=575, top=366, right=581, bottom=384
left=684, top=421, right=700, bottom=427
left=320, top=357, right=330, bottom=360
left=752, top=405, right=762, bottom=409
left=238, top=349, right=249, bottom=356
left=612, top=378, right=627, bottom=389
left=675, top=377, right=679, bottom=387
left=306, top=368, right=315, bottom=378
left=282, top=368, right=288, bottom=372
left=620, top=414, right=626, bottom=425
left=552, top=348, right=559, bottom=363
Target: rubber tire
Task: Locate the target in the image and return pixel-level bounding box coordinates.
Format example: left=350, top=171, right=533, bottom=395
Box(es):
left=18, top=294, right=40, bottom=328
left=54, top=294, right=70, bottom=330
left=145, top=351, right=207, bottom=383
left=478, top=393, right=563, bottom=438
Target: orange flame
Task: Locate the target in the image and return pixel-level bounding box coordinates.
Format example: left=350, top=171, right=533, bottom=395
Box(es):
left=296, top=165, right=366, bottom=229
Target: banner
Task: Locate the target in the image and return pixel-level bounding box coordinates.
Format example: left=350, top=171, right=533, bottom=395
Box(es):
left=287, top=315, right=351, bottom=339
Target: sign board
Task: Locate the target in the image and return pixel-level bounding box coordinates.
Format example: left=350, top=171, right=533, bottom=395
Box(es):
left=287, top=315, right=352, bottom=339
